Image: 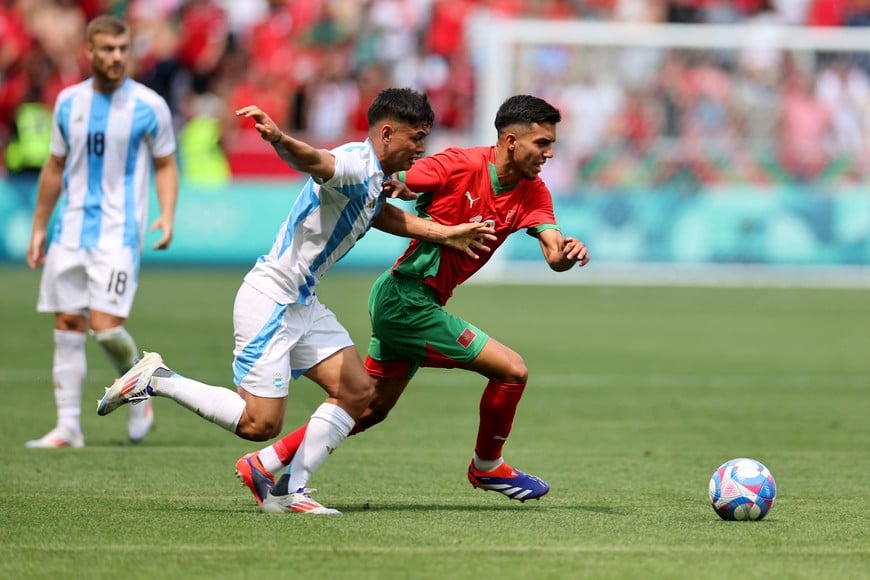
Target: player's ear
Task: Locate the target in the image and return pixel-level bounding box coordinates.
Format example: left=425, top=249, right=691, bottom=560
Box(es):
left=380, top=124, right=394, bottom=145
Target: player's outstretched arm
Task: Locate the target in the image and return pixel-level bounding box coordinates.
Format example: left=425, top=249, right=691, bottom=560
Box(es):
left=382, top=177, right=419, bottom=201
left=27, top=154, right=65, bottom=269
left=374, top=203, right=496, bottom=259
left=441, top=222, right=496, bottom=259
left=538, top=228, right=590, bottom=271
left=151, top=153, right=179, bottom=250
left=235, top=105, right=335, bottom=181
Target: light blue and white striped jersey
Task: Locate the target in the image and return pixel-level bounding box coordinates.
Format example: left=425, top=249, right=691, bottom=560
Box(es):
left=244, top=139, right=388, bottom=305
left=49, top=77, right=175, bottom=252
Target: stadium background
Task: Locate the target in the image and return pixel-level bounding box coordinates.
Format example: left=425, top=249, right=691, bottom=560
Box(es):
left=2, top=0, right=870, bottom=275
left=2, top=4, right=869, bottom=577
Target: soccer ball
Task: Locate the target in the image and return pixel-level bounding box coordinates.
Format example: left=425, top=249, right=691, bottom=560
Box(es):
left=708, top=458, right=776, bottom=521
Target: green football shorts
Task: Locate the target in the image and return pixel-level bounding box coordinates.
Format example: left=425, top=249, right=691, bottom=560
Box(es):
left=366, top=270, right=488, bottom=379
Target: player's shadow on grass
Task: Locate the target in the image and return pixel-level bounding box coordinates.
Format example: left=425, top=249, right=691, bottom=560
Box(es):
left=333, top=503, right=626, bottom=515
left=92, top=437, right=243, bottom=448
left=186, top=503, right=626, bottom=516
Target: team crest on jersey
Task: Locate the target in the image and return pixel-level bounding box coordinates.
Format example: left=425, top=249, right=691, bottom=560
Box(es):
left=505, top=210, right=516, bottom=226
left=367, top=197, right=377, bottom=209
left=457, top=328, right=477, bottom=348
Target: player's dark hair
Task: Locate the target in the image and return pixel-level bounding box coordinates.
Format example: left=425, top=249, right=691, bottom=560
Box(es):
left=86, top=14, right=129, bottom=43
left=494, top=95, right=561, bottom=134
left=367, top=88, right=434, bottom=130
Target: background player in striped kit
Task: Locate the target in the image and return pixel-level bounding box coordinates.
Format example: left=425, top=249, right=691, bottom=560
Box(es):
left=25, top=15, right=179, bottom=448
left=96, top=90, right=496, bottom=514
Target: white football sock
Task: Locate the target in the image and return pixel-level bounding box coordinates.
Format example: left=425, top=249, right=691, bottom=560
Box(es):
left=473, top=454, right=505, bottom=472
left=257, top=445, right=283, bottom=475
left=92, top=326, right=152, bottom=424
left=53, top=330, right=87, bottom=434
left=92, top=326, right=137, bottom=374
left=150, top=373, right=245, bottom=432
left=285, top=403, right=355, bottom=492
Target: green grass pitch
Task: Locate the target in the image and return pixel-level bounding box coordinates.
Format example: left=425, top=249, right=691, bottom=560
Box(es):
left=1, top=265, right=868, bottom=579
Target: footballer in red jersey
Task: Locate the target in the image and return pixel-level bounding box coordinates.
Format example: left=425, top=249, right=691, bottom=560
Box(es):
left=393, top=144, right=561, bottom=305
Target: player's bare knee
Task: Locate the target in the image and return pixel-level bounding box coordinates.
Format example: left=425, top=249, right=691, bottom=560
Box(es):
left=236, top=425, right=279, bottom=442
left=236, top=415, right=283, bottom=441
left=55, top=313, right=87, bottom=332
left=344, top=378, right=375, bottom=415
left=502, top=356, right=528, bottom=384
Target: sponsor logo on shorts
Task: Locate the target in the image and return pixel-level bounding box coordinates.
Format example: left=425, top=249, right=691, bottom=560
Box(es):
left=457, top=328, right=476, bottom=348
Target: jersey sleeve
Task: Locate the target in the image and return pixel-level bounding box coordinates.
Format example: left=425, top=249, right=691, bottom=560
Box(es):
left=325, top=145, right=369, bottom=192
left=517, top=181, right=560, bottom=236
left=50, top=93, right=72, bottom=157
left=400, top=148, right=469, bottom=193
left=148, top=94, right=176, bottom=158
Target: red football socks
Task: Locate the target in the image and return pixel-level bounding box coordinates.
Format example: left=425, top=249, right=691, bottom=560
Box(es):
left=272, top=380, right=526, bottom=466
left=272, top=420, right=367, bottom=465
left=273, top=424, right=307, bottom=465
left=475, top=380, right=526, bottom=460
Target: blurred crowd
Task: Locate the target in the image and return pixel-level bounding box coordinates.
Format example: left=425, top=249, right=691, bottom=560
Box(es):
left=3, top=0, right=870, bottom=187
left=525, top=0, right=870, bottom=192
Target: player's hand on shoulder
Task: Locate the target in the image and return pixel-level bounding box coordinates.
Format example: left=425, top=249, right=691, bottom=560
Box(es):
left=236, top=105, right=282, bottom=144
left=383, top=178, right=419, bottom=200
left=563, top=236, right=589, bottom=267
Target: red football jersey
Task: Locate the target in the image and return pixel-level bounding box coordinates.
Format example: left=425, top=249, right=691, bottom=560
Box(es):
left=394, top=146, right=559, bottom=304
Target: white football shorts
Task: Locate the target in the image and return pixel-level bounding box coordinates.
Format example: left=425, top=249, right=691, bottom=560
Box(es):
left=231, top=281, right=354, bottom=398
left=37, top=244, right=139, bottom=318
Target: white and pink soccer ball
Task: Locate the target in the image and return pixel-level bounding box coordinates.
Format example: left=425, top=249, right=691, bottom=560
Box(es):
left=709, top=458, right=776, bottom=521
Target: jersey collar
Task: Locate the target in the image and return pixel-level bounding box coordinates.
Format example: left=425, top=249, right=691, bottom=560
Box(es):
left=489, top=161, right=517, bottom=195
